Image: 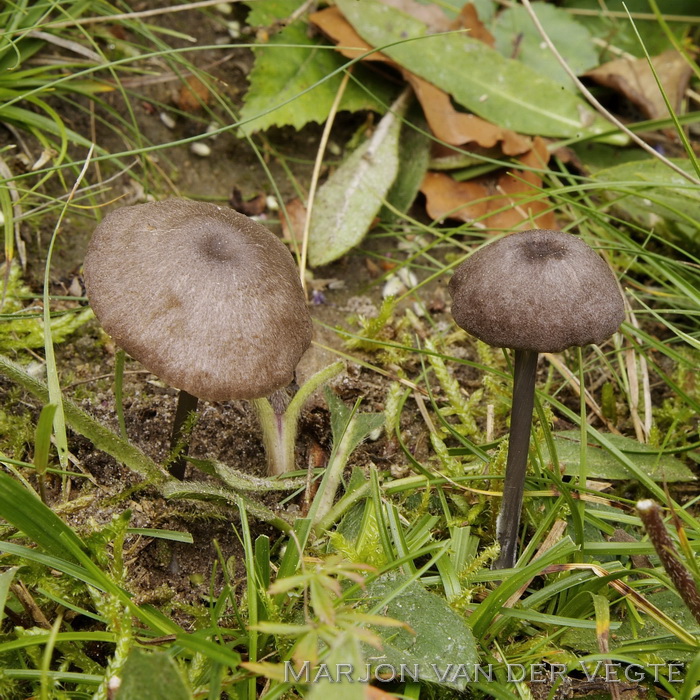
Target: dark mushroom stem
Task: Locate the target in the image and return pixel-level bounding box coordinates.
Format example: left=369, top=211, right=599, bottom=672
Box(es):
left=494, top=348, right=538, bottom=570
left=169, top=389, right=199, bottom=479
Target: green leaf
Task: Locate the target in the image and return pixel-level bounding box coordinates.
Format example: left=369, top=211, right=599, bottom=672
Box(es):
left=363, top=572, right=478, bottom=690
left=239, top=20, right=391, bottom=135
left=325, top=390, right=385, bottom=456
left=561, top=0, right=695, bottom=58
left=380, top=102, right=431, bottom=222
left=542, top=430, right=695, bottom=482
left=0, top=567, right=19, bottom=627
left=306, top=632, right=367, bottom=700
left=593, top=158, right=700, bottom=247
left=336, top=0, right=609, bottom=138
left=33, top=403, right=57, bottom=475
left=245, top=0, right=301, bottom=26
left=492, top=3, right=598, bottom=89
left=116, top=649, right=192, bottom=700
left=308, top=90, right=408, bottom=266
left=0, top=470, right=87, bottom=561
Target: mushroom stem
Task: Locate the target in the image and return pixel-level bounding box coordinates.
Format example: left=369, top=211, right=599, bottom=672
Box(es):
left=252, top=390, right=296, bottom=476
left=494, top=348, right=538, bottom=570
left=169, top=389, right=199, bottom=479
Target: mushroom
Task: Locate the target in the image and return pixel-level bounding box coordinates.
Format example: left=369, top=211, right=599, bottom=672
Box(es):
left=448, top=229, right=625, bottom=569
left=84, top=198, right=313, bottom=477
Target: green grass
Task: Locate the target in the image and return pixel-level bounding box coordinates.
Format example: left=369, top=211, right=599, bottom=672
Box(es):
left=0, top=0, right=700, bottom=698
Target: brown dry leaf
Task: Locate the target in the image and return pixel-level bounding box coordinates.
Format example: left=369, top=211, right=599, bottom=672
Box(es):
left=229, top=186, right=267, bottom=217
left=310, top=7, right=393, bottom=64
left=407, top=75, right=532, bottom=154
left=451, top=2, right=495, bottom=47
left=310, top=7, right=531, bottom=155
left=421, top=171, right=490, bottom=222
left=280, top=197, right=308, bottom=243
left=420, top=137, right=555, bottom=231
left=175, top=75, right=210, bottom=112
left=585, top=50, right=692, bottom=122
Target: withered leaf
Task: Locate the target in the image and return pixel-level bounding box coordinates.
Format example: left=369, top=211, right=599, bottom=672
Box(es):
left=420, top=137, right=555, bottom=231
left=586, top=50, right=692, bottom=122
left=280, top=197, right=308, bottom=244
left=451, top=3, right=495, bottom=47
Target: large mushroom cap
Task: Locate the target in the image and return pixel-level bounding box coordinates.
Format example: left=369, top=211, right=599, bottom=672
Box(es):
left=448, top=229, right=625, bottom=353
left=84, top=199, right=312, bottom=402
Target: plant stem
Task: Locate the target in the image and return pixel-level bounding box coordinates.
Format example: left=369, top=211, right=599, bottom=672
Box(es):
left=169, top=389, right=199, bottom=479
left=253, top=361, right=345, bottom=476
left=253, top=391, right=295, bottom=476
left=494, top=348, right=538, bottom=570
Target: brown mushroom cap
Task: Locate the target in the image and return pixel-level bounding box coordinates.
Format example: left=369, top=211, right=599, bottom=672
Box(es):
left=448, top=229, right=625, bottom=353
left=84, top=199, right=312, bottom=402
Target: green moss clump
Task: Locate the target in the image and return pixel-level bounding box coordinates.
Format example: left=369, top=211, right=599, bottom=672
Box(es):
left=0, top=263, right=93, bottom=352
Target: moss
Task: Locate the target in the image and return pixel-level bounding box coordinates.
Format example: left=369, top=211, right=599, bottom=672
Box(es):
left=0, top=263, right=93, bottom=352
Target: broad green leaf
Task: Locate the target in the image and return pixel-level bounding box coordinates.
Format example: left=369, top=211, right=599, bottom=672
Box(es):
left=363, top=572, right=478, bottom=690
left=541, top=430, right=695, bottom=482
left=593, top=158, right=700, bottom=247
left=245, top=0, right=301, bottom=26
left=308, top=91, right=408, bottom=266
left=239, top=20, right=392, bottom=135
left=306, top=632, right=367, bottom=700
left=492, top=3, right=598, bottom=88
left=380, top=103, right=431, bottom=222
left=336, top=0, right=609, bottom=139
left=561, top=0, right=694, bottom=57
left=325, top=390, right=385, bottom=456
left=116, top=650, right=192, bottom=700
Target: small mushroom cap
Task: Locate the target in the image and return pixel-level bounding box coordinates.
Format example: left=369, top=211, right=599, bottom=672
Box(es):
left=448, top=229, right=625, bottom=353
left=84, top=199, right=312, bottom=401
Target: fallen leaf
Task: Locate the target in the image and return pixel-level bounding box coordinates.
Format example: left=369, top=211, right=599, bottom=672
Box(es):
left=421, top=172, right=490, bottom=222
left=365, top=686, right=402, bottom=700
left=452, top=3, right=495, bottom=47
left=307, top=90, right=409, bottom=267
left=586, top=50, right=693, bottom=124
left=420, top=137, right=555, bottom=231
left=310, top=7, right=531, bottom=154
left=407, top=75, right=532, bottom=154
left=229, top=186, right=266, bottom=216
left=280, top=197, right=308, bottom=243
left=175, top=75, right=210, bottom=112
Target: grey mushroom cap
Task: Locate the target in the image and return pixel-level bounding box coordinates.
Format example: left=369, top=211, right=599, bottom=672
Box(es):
left=84, top=199, right=312, bottom=402
left=448, top=229, right=625, bottom=353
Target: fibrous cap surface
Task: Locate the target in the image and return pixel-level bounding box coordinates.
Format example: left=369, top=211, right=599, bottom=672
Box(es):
left=448, top=229, right=625, bottom=353
left=84, top=199, right=312, bottom=401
